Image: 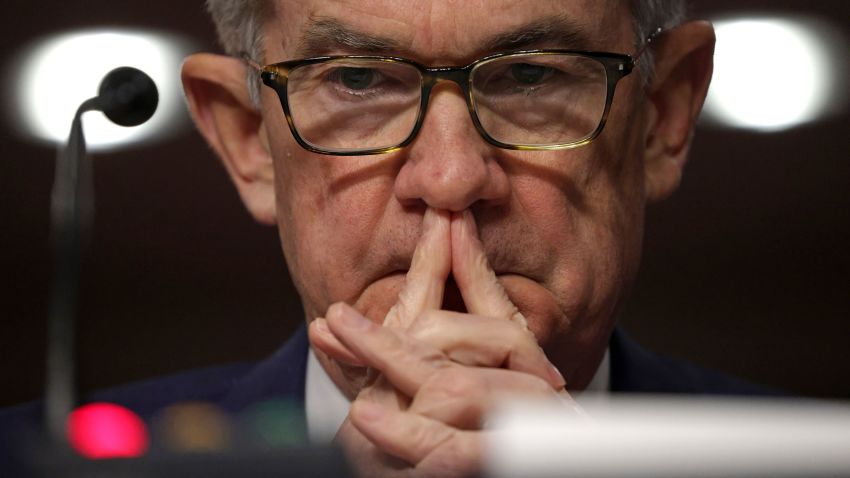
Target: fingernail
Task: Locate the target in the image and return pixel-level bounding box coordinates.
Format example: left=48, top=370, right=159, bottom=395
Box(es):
left=312, top=318, right=330, bottom=335
left=548, top=362, right=566, bottom=388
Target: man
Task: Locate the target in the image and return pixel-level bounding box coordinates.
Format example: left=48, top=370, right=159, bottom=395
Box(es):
left=176, top=0, right=734, bottom=475
left=2, top=0, right=762, bottom=476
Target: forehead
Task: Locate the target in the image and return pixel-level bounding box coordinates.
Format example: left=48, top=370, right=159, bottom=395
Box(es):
left=271, top=0, right=633, bottom=62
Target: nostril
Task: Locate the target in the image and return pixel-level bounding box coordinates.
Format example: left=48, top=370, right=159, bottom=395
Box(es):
left=398, top=197, right=428, bottom=212
left=394, top=148, right=511, bottom=212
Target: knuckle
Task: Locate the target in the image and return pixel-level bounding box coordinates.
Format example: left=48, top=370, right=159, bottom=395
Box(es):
left=384, top=337, right=417, bottom=367
left=497, top=320, right=538, bottom=359
left=427, top=367, right=484, bottom=399
left=411, top=309, right=441, bottom=332
left=505, top=321, right=531, bottom=347
left=409, top=310, right=451, bottom=344
left=407, top=422, right=439, bottom=454
left=442, top=435, right=482, bottom=476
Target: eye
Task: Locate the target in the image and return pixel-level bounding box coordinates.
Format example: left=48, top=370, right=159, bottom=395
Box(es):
left=330, top=67, right=377, bottom=90
left=510, top=63, right=553, bottom=85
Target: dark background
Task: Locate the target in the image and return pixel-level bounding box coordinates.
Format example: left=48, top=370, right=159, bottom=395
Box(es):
left=1, top=0, right=848, bottom=407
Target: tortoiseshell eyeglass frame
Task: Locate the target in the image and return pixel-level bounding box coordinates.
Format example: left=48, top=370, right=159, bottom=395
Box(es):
left=243, top=27, right=664, bottom=156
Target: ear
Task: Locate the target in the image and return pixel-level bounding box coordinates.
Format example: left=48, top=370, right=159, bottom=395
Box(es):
left=181, top=53, right=276, bottom=224
left=642, top=21, right=715, bottom=202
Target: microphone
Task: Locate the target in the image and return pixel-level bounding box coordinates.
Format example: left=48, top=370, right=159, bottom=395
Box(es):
left=97, top=66, right=159, bottom=127
left=45, top=67, right=159, bottom=444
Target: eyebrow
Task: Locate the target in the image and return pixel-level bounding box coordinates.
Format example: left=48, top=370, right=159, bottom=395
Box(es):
left=295, top=17, right=402, bottom=57
left=484, top=15, right=591, bottom=52
left=293, top=14, right=592, bottom=59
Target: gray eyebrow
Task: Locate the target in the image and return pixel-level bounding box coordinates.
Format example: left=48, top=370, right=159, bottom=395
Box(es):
left=294, top=17, right=403, bottom=57
left=484, top=15, right=591, bottom=52
left=292, top=14, right=591, bottom=60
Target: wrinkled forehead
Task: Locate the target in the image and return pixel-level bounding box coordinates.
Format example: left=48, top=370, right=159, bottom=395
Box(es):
left=269, top=0, right=633, bottom=63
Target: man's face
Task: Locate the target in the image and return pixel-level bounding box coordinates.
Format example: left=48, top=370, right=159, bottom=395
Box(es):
left=261, top=0, right=649, bottom=384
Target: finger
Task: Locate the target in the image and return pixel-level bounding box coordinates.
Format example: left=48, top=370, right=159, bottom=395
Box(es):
left=557, top=388, right=592, bottom=421
left=451, top=210, right=527, bottom=326
left=334, top=412, right=410, bottom=475
left=409, top=366, right=559, bottom=430
left=326, top=302, right=450, bottom=399
left=308, top=318, right=365, bottom=367
left=409, top=310, right=565, bottom=389
left=384, top=208, right=451, bottom=329
left=349, top=399, right=475, bottom=469
left=361, top=373, right=412, bottom=410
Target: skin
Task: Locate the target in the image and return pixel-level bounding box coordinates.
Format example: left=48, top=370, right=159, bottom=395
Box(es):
left=181, top=0, right=715, bottom=475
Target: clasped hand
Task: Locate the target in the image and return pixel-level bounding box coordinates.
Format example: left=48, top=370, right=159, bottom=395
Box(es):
left=310, top=209, right=574, bottom=477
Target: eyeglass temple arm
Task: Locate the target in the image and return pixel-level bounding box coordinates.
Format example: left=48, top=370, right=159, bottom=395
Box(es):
left=633, top=27, right=664, bottom=65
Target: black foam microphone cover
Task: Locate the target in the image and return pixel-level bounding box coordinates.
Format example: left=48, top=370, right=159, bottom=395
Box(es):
left=97, top=66, right=159, bottom=127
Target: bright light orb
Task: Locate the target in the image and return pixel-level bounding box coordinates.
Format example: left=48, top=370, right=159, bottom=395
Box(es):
left=704, top=17, right=841, bottom=132
left=66, top=402, right=149, bottom=459
left=14, top=29, right=193, bottom=151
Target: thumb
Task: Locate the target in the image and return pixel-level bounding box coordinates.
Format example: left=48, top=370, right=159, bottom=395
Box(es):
left=451, top=210, right=526, bottom=326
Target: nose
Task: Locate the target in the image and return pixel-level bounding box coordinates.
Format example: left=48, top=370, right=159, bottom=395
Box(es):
left=393, top=84, right=510, bottom=212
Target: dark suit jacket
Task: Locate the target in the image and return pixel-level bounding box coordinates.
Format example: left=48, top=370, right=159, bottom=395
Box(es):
left=0, top=326, right=775, bottom=470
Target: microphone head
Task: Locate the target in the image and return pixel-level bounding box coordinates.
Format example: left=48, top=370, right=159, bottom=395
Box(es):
left=97, top=67, right=159, bottom=127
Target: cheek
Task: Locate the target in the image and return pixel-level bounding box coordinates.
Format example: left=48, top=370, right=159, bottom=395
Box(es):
left=505, top=174, right=596, bottom=332
left=509, top=143, right=644, bottom=329
left=272, top=146, right=399, bottom=317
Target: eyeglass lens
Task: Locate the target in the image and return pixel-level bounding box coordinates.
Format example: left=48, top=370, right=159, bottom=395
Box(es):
left=285, top=54, right=609, bottom=153
left=288, top=59, right=421, bottom=152
left=472, top=54, right=608, bottom=147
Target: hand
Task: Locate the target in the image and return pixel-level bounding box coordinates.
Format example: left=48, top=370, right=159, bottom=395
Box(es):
left=310, top=209, right=574, bottom=477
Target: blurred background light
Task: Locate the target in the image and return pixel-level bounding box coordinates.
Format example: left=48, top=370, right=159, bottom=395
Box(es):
left=66, top=402, right=148, bottom=459
left=13, top=29, right=193, bottom=151
left=703, top=16, right=847, bottom=132
left=245, top=399, right=307, bottom=448
left=154, top=401, right=232, bottom=453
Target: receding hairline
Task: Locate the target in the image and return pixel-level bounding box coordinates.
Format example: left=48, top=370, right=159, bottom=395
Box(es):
left=206, top=0, right=687, bottom=103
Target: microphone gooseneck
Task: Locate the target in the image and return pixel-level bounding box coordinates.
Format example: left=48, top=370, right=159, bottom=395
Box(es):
left=45, top=67, right=159, bottom=444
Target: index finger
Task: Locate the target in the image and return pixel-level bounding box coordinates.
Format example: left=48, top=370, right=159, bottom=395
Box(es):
left=451, top=210, right=526, bottom=326
left=383, top=208, right=451, bottom=328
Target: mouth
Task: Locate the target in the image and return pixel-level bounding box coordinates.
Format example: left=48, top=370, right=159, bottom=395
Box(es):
left=379, top=268, right=536, bottom=315
left=371, top=256, right=540, bottom=316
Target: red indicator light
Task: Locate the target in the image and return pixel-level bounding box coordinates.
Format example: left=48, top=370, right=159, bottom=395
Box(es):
left=66, top=402, right=148, bottom=459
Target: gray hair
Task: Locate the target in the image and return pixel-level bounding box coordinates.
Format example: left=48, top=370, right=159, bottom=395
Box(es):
left=206, top=0, right=687, bottom=105
left=206, top=0, right=269, bottom=106
left=630, top=0, right=688, bottom=80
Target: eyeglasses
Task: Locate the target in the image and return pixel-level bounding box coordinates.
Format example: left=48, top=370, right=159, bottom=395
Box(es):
left=245, top=28, right=663, bottom=156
